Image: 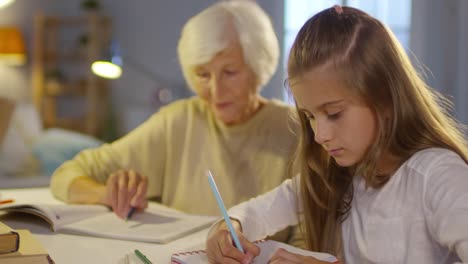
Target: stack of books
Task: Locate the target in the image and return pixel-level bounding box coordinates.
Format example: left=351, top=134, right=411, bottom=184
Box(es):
left=0, top=222, right=54, bottom=263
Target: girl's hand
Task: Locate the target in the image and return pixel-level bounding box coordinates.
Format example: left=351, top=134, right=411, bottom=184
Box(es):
left=269, top=248, right=332, bottom=264
left=102, top=169, right=148, bottom=219
left=206, top=220, right=260, bottom=264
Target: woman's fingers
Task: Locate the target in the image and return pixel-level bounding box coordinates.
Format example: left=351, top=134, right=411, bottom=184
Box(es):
left=117, top=171, right=130, bottom=218
left=132, top=176, right=148, bottom=209
left=106, top=170, right=148, bottom=218
left=107, top=173, right=119, bottom=214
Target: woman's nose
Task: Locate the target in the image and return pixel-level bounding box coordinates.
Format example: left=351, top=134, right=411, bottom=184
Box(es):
left=209, top=77, right=226, bottom=100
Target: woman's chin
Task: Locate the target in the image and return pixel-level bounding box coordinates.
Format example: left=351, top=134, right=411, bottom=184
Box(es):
left=216, top=114, right=238, bottom=126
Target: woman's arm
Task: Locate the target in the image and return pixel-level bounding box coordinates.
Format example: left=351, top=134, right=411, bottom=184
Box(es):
left=50, top=108, right=168, bottom=203
left=67, top=176, right=107, bottom=204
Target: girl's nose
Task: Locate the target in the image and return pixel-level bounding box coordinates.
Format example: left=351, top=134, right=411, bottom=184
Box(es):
left=313, top=120, right=332, bottom=144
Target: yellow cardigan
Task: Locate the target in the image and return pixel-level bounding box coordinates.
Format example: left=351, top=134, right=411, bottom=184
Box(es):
left=50, top=97, right=298, bottom=215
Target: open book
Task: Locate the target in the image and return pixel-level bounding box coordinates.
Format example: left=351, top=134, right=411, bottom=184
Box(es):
left=0, top=202, right=216, bottom=244
left=171, top=240, right=338, bottom=263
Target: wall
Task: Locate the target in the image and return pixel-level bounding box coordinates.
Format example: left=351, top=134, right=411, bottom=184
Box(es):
left=410, top=0, right=468, bottom=126
left=0, top=0, right=285, bottom=136
left=0, top=1, right=83, bottom=101
left=102, top=0, right=285, bottom=134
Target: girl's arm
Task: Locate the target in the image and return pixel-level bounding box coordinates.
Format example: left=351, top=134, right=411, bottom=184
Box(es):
left=228, top=176, right=301, bottom=242
left=424, top=152, right=468, bottom=262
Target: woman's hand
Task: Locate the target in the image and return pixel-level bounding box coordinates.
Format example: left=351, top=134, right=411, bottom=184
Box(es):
left=206, top=220, right=260, bottom=264
left=269, top=248, right=332, bottom=264
left=101, top=169, right=148, bottom=219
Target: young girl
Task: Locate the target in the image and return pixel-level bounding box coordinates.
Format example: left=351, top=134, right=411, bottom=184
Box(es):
left=206, top=5, right=468, bottom=264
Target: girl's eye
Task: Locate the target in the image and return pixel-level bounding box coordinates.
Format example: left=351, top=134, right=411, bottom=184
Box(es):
left=302, top=111, right=315, bottom=120
left=327, top=111, right=342, bottom=120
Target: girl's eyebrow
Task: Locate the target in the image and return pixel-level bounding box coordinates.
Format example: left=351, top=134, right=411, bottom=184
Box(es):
left=299, top=99, right=345, bottom=113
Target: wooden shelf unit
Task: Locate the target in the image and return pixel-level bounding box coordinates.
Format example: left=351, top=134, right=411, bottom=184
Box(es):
left=32, top=13, right=112, bottom=138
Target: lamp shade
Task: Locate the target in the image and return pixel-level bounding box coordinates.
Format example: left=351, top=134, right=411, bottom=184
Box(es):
left=0, top=0, right=15, bottom=9
left=0, top=27, right=26, bottom=65
left=91, top=41, right=122, bottom=79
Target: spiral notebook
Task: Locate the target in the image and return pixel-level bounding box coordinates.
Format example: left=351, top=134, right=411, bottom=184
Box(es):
left=171, top=240, right=338, bottom=263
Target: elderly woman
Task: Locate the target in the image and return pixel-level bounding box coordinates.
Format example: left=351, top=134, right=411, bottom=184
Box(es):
left=50, top=1, right=298, bottom=241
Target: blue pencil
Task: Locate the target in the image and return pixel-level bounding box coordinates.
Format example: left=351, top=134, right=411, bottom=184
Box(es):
left=207, top=170, right=245, bottom=253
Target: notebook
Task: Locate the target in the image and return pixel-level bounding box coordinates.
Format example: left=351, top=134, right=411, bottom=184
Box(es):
left=171, top=240, right=338, bottom=263
left=0, top=202, right=216, bottom=244
left=0, top=229, right=54, bottom=264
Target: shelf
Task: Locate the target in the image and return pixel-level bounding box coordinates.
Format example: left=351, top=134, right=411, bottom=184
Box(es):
left=43, top=15, right=111, bottom=27
left=44, top=79, right=88, bottom=96
left=32, top=13, right=112, bottom=140
left=43, top=51, right=88, bottom=62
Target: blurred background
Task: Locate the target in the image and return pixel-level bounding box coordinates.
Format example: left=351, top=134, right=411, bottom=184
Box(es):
left=0, top=0, right=467, bottom=186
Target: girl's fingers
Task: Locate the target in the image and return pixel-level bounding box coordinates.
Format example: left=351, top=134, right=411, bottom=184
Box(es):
left=219, top=230, right=251, bottom=263
left=269, top=248, right=299, bottom=263
left=270, top=248, right=323, bottom=264
left=239, top=234, right=260, bottom=259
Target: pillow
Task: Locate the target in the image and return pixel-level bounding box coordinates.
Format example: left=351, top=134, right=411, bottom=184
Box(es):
left=31, top=128, right=103, bottom=176
left=0, top=104, right=36, bottom=175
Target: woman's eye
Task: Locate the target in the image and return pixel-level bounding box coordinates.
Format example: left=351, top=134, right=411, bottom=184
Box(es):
left=196, top=72, right=210, bottom=79
left=224, top=69, right=238, bottom=76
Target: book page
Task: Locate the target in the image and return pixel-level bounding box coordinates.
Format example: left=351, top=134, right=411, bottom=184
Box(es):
left=171, top=240, right=338, bottom=264
left=253, top=240, right=338, bottom=263
left=60, top=203, right=216, bottom=243
left=0, top=203, right=109, bottom=231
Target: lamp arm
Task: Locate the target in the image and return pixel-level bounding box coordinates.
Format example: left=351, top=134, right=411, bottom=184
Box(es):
left=121, top=56, right=168, bottom=86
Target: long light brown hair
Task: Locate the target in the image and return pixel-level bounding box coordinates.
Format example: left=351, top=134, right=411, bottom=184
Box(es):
left=287, top=6, right=468, bottom=255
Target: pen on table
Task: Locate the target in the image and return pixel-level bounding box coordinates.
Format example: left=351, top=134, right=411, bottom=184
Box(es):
left=125, top=207, right=136, bottom=222
left=134, top=249, right=152, bottom=264
left=207, top=170, right=245, bottom=253
left=0, top=199, right=15, bottom=205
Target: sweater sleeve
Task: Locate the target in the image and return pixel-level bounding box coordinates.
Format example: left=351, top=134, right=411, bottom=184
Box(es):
left=227, top=177, right=301, bottom=241
left=423, top=152, right=468, bottom=263
left=50, top=108, right=168, bottom=201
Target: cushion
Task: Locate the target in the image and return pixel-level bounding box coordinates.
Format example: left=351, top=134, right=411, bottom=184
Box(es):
left=31, top=128, right=103, bottom=176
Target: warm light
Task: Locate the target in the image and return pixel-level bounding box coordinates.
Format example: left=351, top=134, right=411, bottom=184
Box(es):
left=0, top=27, right=26, bottom=65
left=0, top=0, right=14, bottom=9
left=91, top=61, right=122, bottom=79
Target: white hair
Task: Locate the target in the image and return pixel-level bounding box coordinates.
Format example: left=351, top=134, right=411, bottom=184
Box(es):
left=177, top=0, right=280, bottom=92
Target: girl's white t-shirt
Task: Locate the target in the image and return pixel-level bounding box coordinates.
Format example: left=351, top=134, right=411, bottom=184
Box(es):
left=228, top=148, right=468, bottom=264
